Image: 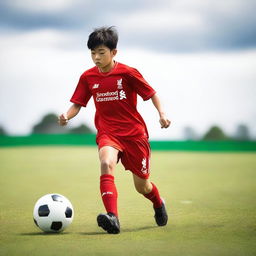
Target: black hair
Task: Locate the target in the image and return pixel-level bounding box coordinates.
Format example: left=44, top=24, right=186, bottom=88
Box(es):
left=87, top=26, right=118, bottom=50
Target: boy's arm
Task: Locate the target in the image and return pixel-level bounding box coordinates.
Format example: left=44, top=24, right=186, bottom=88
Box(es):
left=151, top=94, right=171, bottom=129
left=58, top=103, right=82, bottom=126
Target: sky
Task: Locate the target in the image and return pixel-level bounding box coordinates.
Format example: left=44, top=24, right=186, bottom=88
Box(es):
left=0, top=0, right=256, bottom=140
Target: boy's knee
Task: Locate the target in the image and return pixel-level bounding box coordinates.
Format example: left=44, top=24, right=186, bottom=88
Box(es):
left=100, top=159, right=115, bottom=173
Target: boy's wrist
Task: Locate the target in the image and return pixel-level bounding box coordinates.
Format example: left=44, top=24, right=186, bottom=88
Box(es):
left=64, top=113, right=69, bottom=121
left=159, top=111, right=165, bottom=117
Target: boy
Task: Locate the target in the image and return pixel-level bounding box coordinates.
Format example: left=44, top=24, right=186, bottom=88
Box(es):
left=59, top=27, right=170, bottom=234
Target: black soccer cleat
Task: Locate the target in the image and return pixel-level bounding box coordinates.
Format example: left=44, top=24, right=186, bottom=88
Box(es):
left=154, top=199, right=168, bottom=226
left=97, top=213, right=120, bottom=234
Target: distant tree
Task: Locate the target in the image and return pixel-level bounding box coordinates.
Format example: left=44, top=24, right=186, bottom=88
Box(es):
left=0, top=126, right=7, bottom=135
left=183, top=126, right=198, bottom=140
left=69, top=124, right=94, bottom=134
left=32, top=113, right=68, bottom=134
left=202, top=125, right=229, bottom=141
left=31, top=113, right=94, bottom=134
left=234, top=124, right=250, bottom=141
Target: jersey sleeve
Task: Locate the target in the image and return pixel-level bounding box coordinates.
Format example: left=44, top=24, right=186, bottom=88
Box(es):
left=70, top=74, right=92, bottom=107
left=128, top=68, right=156, bottom=101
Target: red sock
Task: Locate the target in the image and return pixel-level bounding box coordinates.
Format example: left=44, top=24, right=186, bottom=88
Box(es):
left=100, top=174, right=118, bottom=217
left=143, top=182, right=162, bottom=208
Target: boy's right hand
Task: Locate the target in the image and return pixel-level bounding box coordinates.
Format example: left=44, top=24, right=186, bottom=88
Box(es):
left=58, top=113, right=69, bottom=126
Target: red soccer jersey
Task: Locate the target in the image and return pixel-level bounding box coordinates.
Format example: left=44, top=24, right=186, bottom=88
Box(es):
left=70, top=62, right=156, bottom=138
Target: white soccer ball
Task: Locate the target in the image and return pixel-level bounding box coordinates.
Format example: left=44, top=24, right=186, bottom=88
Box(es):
left=33, top=193, right=74, bottom=233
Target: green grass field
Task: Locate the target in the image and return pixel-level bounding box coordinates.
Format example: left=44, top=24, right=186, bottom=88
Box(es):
left=0, top=147, right=255, bottom=256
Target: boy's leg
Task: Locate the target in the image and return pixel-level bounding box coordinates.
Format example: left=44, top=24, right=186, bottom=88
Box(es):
left=133, top=174, right=168, bottom=226
left=132, top=174, right=162, bottom=208
left=97, top=146, right=120, bottom=234
left=99, top=146, right=119, bottom=216
left=120, top=136, right=167, bottom=226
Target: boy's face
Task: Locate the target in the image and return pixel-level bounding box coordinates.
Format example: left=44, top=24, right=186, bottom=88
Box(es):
left=91, top=45, right=117, bottom=71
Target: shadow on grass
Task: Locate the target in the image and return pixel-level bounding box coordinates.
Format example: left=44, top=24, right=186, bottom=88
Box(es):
left=80, top=225, right=158, bottom=236
left=19, top=226, right=158, bottom=236
left=18, top=232, right=71, bottom=236
left=122, top=225, right=158, bottom=233
left=79, top=231, right=109, bottom=236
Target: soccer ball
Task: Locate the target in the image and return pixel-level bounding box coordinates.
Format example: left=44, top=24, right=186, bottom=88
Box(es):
left=33, top=193, right=74, bottom=233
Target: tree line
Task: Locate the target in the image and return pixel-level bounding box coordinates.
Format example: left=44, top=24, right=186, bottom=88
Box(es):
left=183, top=125, right=251, bottom=141
left=31, top=113, right=94, bottom=134
left=0, top=113, right=94, bottom=136
left=0, top=113, right=254, bottom=141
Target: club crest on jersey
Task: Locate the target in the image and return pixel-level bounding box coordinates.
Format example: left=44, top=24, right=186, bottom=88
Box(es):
left=117, top=78, right=123, bottom=89
left=93, top=83, right=99, bottom=89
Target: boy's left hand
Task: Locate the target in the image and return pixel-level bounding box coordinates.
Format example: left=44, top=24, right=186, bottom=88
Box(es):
left=159, top=115, right=171, bottom=128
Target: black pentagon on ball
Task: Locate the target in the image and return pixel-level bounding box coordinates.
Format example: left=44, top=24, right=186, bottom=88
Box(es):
left=51, top=221, right=62, bottom=231
left=65, top=207, right=72, bottom=218
left=51, top=194, right=63, bottom=202
left=38, top=204, right=50, bottom=217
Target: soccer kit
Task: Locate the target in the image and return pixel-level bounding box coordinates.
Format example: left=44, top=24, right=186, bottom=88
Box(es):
left=70, top=62, right=156, bottom=179
left=70, top=61, right=166, bottom=223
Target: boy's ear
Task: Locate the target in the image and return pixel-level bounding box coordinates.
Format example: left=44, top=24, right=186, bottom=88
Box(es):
left=112, top=49, right=117, bottom=56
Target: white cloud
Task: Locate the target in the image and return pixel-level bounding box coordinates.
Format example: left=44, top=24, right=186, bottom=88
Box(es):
left=1, top=0, right=255, bottom=52
left=0, top=30, right=92, bottom=134
left=115, top=0, right=256, bottom=52
left=0, top=30, right=256, bottom=139
left=118, top=9, right=204, bottom=32
left=6, top=0, right=78, bottom=13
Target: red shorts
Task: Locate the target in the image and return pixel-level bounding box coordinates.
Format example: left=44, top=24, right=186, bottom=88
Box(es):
left=96, top=133, right=151, bottom=179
